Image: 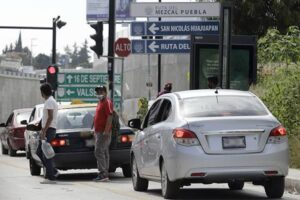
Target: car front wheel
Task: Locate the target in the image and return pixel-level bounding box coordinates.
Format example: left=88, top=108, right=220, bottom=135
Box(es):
left=132, top=156, right=148, bottom=191
left=161, top=161, right=179, bottom=199
left=1, top=144, right=8, bottom=155
left=8, top=141, right=16, bottom=157
left=264, top=176, right=285, bottom=199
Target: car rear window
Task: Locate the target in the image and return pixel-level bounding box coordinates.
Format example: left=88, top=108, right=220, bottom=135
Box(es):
left=57, top=107, right=95, bottom=129
left=181, top=95, right=268, bottom=118
left=15, top=111, right=31, bottom=125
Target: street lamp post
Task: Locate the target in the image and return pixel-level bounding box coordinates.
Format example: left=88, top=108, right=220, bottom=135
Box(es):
left=52, top=16, right=66, bottom=64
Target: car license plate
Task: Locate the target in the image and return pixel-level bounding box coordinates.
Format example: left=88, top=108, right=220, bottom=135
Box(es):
left=85, top=139, right=95, bottom=147
left=222, top=136, right=246, bottom=149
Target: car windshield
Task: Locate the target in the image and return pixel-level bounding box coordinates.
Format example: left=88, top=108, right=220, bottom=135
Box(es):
left=57, top=107, right=95, bottom=129
left=181, top=95, right=268, bottom=118
left=15, top=111, right=31, bottom=125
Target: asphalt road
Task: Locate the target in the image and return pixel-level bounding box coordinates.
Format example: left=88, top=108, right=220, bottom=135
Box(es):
left=0, top=151, right=299, bottom=200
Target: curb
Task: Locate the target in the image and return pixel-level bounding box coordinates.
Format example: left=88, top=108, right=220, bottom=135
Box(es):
left=285, top=177, right=300, bottom=195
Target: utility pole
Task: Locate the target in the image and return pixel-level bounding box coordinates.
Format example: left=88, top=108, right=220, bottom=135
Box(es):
left=108, top=0, right=116, bottom=101
left=157, top=0, right=162, bottom=93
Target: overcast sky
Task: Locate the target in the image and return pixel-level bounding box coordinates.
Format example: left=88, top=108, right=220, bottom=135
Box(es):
left=0, top=0, right=197, bottom=60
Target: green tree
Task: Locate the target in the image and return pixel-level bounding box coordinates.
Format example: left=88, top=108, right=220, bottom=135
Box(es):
left=15, top=32, right=23, bottom=52
left=21, top=47, right=32, bottom=65
left=71, top=43, right=79, bottom=67
left=258, top=26, right=300, bottom=66
left=78, top=40, right=91, bottom=68
left=221, top=0, right=300, bottom=36
left=34, top=53, right=51, bottom=69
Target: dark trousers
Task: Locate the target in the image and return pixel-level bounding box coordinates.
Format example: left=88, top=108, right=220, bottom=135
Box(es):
left=36, top=127, right=57, bottom=179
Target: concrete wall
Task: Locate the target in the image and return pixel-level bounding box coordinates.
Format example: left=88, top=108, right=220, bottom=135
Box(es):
left=0, top=72, right=43, bottom=123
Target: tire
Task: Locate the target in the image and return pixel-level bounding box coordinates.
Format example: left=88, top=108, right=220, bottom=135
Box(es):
left=29, top=157, right=41, bottom=176
left=8, top=141, right=17, bottom=157
left=25, top=145, right=30, bottom=159
left=228, top=181, right=244, bottom=190
left=109, top=167, right=116, bottom=173
left=1, top=144, right=8, bottom=155
left=264, top=177, right=285, bottom=199
left=122, top=164, right=132, bottom=177
left=161, top=161, right=179, bottom=199
left=132, top=156, right=148, bottom=191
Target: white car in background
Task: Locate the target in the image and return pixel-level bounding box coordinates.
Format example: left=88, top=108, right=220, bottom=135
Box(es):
left=128, top=89, right=289, bottom=199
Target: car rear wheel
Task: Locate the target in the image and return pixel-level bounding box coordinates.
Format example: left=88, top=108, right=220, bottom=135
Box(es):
left=1, top=144, right=8, bottom=155
left=25, top=145, right=30, bottom=159
left=132, top=156, right=148, bottom=191
left=29, top=157, right=41, bottom=176
left=161, top=161, right=179, bottom=199
left=228, top=181, right=244, bottom=190
left=122, top=164, right=132, bottom=177
left=8, top=141, right=16, bottom=157
left=264, top=177, right=284, bottom=199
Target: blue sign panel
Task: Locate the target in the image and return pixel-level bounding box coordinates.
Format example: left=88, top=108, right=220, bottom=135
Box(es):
left=131, top=21, right=219, bottom=36
left=131, top=40, right=190, bottom=54
left=87, top=0, right=133, bottom=21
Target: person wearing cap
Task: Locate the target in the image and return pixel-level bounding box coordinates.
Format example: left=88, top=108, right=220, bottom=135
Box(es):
left=93, top=85, right=113, bottom=182
left=157, top=83, right=172, bottom=98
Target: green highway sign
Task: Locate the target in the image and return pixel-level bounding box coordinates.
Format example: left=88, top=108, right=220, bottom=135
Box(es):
left=57, top=73, right=121, bottom=85
left=57, top=72, right=122, bottom=112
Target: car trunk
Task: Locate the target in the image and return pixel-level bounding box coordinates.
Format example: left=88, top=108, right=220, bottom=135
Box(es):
left=53, top=129, right=94, bottom=153
left=186, top=116, right=279, bottom=155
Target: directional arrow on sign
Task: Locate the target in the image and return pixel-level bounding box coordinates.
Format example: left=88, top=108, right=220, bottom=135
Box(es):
left=148, top=41, right=159, bottom=52
left=148, top=23, right=159, bottom=34
left=66, top=75, right=73, bottom=83
left=66, top=89, right=75, bottom=96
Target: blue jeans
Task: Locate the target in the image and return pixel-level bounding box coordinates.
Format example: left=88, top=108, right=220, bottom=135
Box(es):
left=36, top=128, right=57, bottom=179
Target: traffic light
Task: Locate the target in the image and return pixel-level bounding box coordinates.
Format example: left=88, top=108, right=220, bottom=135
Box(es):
left=46, top=65, right=59, bottom=91
left=90, top=22, right=103, bottom=58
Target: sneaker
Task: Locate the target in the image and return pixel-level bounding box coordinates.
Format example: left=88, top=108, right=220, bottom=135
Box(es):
left=54, top=170, right=60, bottom=178
left=93, top=174, right=109, bottom=182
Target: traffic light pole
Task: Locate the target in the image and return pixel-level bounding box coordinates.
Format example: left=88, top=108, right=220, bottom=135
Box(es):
left=52, top=18, right=57, bottom=64
left=108, top=0, right=116, bottom=101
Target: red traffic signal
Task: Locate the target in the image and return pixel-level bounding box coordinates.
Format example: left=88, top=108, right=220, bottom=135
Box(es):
left=47, top=66, right=57, bottom=74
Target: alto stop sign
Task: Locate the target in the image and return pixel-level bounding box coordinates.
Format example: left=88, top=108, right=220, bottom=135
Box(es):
left=115, top=38, right=131, bottom=57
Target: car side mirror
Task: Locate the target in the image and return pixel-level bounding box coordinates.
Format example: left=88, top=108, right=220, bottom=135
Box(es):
left=26, top=123, right=41, bottom=131
left=21, top=120, right=28, bottom=125
left=128, top=118, right=141, bottom=130
left=0, top=123, right=5, bottom=127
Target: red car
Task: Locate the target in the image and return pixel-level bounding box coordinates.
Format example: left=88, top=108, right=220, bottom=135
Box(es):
left=0, top=108, right=32, bottom=156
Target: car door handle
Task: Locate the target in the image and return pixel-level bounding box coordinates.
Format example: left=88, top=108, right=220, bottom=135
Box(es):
left=156, top=135, right=161, bottom=139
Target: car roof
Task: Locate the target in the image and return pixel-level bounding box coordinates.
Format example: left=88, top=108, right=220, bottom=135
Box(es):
left=13, top=108, right=33, bottom=113
left=168, top=89, right=255, bottom=100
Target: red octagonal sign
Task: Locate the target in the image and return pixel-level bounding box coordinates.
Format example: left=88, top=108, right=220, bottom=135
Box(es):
left=115, top=38, right=131, bottom=57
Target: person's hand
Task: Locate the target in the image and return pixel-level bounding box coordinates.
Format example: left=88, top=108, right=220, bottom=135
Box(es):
left=103, top=131, right=110, bottom=136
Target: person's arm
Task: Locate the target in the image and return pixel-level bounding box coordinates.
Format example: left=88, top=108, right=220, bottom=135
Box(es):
left=41, top=109, right=53, bottom=140
left=103, top=100, right=113, bottom=135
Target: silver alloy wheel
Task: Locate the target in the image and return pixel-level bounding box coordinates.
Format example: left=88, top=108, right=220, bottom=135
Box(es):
left=161, top=163, right=167, bottom=196
left=132, top=158, right=138, bottom=187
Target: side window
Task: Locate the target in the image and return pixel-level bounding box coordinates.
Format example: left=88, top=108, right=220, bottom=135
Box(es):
left=29, top=108, right=36, bottom=122
left=142, top=100, right=161, bottom=129
left=6, top=113, right=14, bottom=126
left=159, top=99, right=172, bottom=122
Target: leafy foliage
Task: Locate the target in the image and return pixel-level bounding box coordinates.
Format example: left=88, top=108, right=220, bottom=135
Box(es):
left=226, top=0, right=300, bottom=37
left=136, top=97, right=148, bottom=121
left=251, top=64, right=300, bottom=136
left=258, top=26, right=300, bottom=66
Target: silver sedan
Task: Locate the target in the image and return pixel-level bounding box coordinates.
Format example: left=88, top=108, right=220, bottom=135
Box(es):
left=128, top=89, right=289, bottom=199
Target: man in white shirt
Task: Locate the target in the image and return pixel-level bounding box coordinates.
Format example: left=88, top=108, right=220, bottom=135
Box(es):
left=36, top=83, right=59, bottom=181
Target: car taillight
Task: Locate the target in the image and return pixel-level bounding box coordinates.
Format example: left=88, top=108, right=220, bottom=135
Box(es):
left=268, top=125, right=287, bottom=144
left=270, top=126, right=287, bottom=136
left=13, top=127, right=25, bottom=138
left=119, top=135, right=134, bottom=143
left=51, top=139, right=66, bottom=147
left=172, top=128, right=200, bottom=146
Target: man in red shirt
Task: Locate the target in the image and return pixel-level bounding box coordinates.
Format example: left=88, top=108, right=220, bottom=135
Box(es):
left=93, top=85, right=113, bottom=182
